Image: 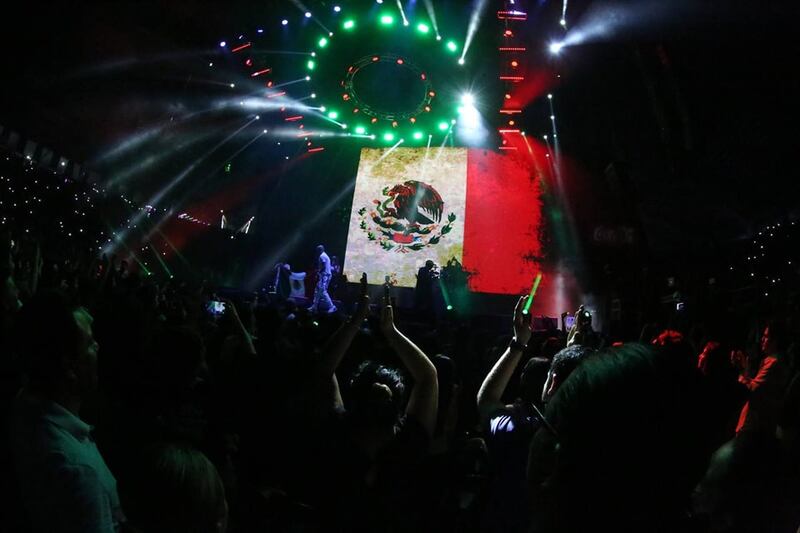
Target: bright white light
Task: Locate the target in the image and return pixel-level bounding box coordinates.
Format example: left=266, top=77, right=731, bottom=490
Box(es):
left=320, top=106, right=327, bottom=112
left=256, top=115, right=260, bottom=119
left=461, top=93, right=475, bottom=106
left=404, top=20, right=409, bottom=26
left=263, top=129, right=268, bottom=133
left=281, top=19, right=288, bottom=25
left=560, top=18, right=567, bottom=26
left=458, top=58, right=465, bottom=65
left=230, top=83, right=235, bottom=88
left=334, top=5, right=341, bottom=12
left=220, top=41, right=226, bottom=47
left=547, top=93, right=553, bottom=99
left=304, top=12, right=312, bottom=18
left=305, top=75, right=311, bottom=81
left=550, top=115, right=555, bottom=120
left=549, top=42, right=565, bottom=54
left=436, top=35, right=442, bottom=41
left=311, top=93, right=316, bottom=98
left=376, top=0, right=383, bottom=3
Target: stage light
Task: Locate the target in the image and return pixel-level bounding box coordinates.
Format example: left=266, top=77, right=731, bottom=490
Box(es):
left=446, top=305, right=453, bottom=310
left=376, top=0, right=383, bottom=3
left=436, top=35, right=442, bottom=41
left=461, top=93, right=475, bottom=106
left=307, top=60, right=315, bottom=70
left=550, top=114, right=555, bottom=120
left=311, top=93, right=316, bottom=98
left=355, top=126, right=366, bottom=134
left=281, top=19, right=288, bottom=25
left=547, top=93, right=553, bottom=99
left=229, top=83, right=235, bottom=88
left=220, top=41, right=226, bottom=47
left=383, top=132, right=395, bottom=141
left=334, top=5, right=341, bottom=12
left=257, top=28, right=264, bottom=33
left=549, top=41, right=564, bottom=54
left=318, top=37, right=328, bottom=47
left=256, top=115, right=260, bottom=119
left=305, top=75, right=311, bottom=80
left=412, top=131, right=424, bottom=140
left=380, top=14, right=394, bottom=25
left=343, top=19, right=355, bottom=30
left=328, top=111, right=339, bottom=119
left=417, top=23, right=430, bottom=34
left=458, top=58, right=465, bottom=65
left=304, top=11, right=312, bottom=18
left=263, top=129, right=268, bottom=133
left=446, top=40, right=458, bottom=52
left=560, top=18, right=567, bottom=26
left=341, top=124, right=348, bottom=129
left=320, top=106, right=327, bottom=112
left=438, top=121, right=449, bottom=131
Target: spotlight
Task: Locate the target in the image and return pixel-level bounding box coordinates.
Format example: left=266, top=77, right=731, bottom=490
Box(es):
left=436, top=35, right=442, bottom=41
left=256, top=115, right=260, bottom=119
left=229, top=83, right=235, bottom=88
left=219, top=41, right=226, bottom=47
left=318, top=37, right=328, bottom=47
left=383, top=132, right=395, bottom=141
left=281, top=19, right=288, bottom=25
left=328, top=111, right=339, bottom=119
left=549, top=42, right=564, bottom=54
left=560, top=18, right=567, bottom=27
left=438, top=121, right=449, bottom=131
left=413, top=131, right=424, bottom=140
left=320, top=106, right=327, bottom=112
left=355, top=126, right=366, bottom=134
left=305, top=11, right=312, bottom=18
left=334, top=5, right=341, bottom=12
left=460, top=93, right=475, bottom=106
left=376, top=0, right=383, bottom=3
left=307, top=60, right=315, bottom=70
left=417, top=23, right=429, bottom=33
left=550, top=115, right=555, bottom=120
left=446, top=40, right=458, bottom=52
left=311, top=93, right=316, bottom=98
left=458, top=58, right=465, bottom=65
left=380, top=14, right=394, bottom=25
left=343, top=19, right=355, bottom=30
left=547, top=93, right=553, bottom=99
left=446, top=305, right=453, bottom=311
left=305, top=75, right=311, bottom=80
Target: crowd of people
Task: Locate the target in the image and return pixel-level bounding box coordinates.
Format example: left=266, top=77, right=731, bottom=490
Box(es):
left=1, top=152, right=799, bottom=533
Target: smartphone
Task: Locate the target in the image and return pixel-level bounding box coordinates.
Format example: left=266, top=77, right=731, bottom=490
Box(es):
left=206, top=300, right=226, bottom=316
left=565, top=315, right=576, bottom=330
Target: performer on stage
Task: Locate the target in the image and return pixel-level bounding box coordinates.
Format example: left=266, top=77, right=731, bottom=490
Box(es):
left=309, top=244, right=337, bottom=313
left=414, top=259, right=438, bottom=313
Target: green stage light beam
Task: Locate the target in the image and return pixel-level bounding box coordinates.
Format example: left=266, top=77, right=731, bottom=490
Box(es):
left=438, top=278, right=452, bottom=310
left=522, top=272, right=543, bottom=315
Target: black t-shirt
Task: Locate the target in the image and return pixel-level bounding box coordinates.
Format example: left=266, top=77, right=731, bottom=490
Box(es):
left=482, top=403, right=542, bottom=533
left=290, top=410, right=431, bottom=532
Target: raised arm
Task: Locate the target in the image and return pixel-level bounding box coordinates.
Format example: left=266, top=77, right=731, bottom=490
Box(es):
left=317, top=274, right=370, bottom=408
left=380, top=298, right=438, bottom=437
left=477, top=296, right=532, bottom=421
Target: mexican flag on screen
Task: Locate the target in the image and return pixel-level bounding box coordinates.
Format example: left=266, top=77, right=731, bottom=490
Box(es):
left=344, top=147, right=542, bottom=294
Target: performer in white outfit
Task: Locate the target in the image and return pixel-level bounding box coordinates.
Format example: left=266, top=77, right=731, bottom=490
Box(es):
left=309, top=244, right=336, bottom=313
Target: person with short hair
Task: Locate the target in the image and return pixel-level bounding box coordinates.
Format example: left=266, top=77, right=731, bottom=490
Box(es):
left=10, top=291, right=125, bottom=532
left=308, top=244, right=336, bottom=314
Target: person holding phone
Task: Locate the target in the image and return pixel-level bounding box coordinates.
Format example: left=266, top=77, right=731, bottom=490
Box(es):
left=308, top=244, right=336, bottom=314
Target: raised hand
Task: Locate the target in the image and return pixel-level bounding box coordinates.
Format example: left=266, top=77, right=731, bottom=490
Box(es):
left=513, top=295, right=533, bottom=346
